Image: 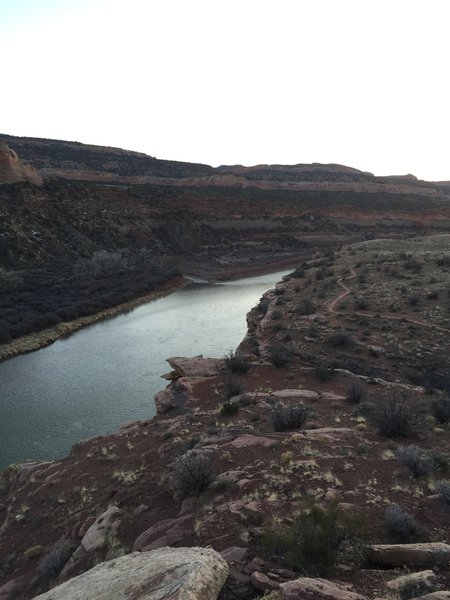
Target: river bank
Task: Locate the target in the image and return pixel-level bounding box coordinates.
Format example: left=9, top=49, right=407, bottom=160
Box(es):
left=0, top=255, right=304, bottom=363
left=0, top=276, right=189, bottom=362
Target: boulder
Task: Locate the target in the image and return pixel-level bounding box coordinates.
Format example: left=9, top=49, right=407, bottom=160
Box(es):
left=78, top=506, right=121, bottom=553
left=280, top=578, right=368, bottom=600
left=60, top=507, right=121, bottom=579
left=220, top=546, right=249, bottom=563
left=366, top=543, right=450, bottom=567
left=154, top=389, right=178, bottom=413
left=251, top=571, right=280, bottom=592
left=386, top=570, right=438, bottom=594
left=132, top=514, right=193, bottom=551
left=218, top=565, right=255, bottom=600
left=167, top=356, right=222, bottom=378
left=33, top=547, right=229, bottom=599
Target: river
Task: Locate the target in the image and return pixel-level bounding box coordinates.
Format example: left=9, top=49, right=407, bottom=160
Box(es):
left=0, top=270, right=289, bottom=470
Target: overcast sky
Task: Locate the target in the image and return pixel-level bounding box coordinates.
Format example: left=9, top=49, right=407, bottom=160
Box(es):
left=1, top=0, right=449, bottom=180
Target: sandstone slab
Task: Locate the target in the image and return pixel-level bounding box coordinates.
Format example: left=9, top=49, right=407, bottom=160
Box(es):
left=33, top=547, right=228, bottom=600
left=366, top=543, right=450, bottom=567
left=226, top=434, right=277, bottom=449
left=167, top=356, right=222, bottom=378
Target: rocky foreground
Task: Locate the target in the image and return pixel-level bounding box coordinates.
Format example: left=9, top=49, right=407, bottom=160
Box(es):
left=2, top=236, right=450, bottom=599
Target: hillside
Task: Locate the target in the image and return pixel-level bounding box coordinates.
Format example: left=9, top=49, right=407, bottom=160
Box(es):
left=2, top=236, right=450, bottom=599
left=2, top=135, right=450, bottom=357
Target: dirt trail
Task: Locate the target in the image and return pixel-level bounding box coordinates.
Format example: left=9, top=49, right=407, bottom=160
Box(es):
left=327, top=268, right=450, bottom=334
left=327, top=268, right=357, bottom=313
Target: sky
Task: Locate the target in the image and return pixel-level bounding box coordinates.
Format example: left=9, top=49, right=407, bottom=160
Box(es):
left=0, top=0, right=449, bottom=181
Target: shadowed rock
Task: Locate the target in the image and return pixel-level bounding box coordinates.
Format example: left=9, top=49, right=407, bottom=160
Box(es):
left=280, top=577, right=369, bottom=600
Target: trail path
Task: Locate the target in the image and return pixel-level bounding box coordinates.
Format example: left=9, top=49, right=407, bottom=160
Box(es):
left=327, top=269, right=450, bottom=334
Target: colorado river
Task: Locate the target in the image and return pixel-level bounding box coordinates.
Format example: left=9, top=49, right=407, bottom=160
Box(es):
left=0, top=270, right=289, bottom=470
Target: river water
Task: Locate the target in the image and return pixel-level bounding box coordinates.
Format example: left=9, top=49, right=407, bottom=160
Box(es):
left=0, top=270, right=289, bottom=470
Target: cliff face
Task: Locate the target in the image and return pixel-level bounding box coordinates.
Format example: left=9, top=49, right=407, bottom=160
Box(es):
left=0, top=142, right=42, bottom=185
left=2, top=134, right=450, bottom=350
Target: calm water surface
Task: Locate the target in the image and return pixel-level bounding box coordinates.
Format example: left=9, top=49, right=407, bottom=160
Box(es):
left=0, top=270, right=289, bottom=470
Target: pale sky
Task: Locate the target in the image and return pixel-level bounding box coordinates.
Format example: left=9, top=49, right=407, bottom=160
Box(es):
left=1, top=0, right=449, bottom=181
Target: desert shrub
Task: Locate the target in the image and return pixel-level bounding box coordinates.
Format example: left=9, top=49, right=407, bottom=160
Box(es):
left=346, top=379, right=366, bottom=404
left=403, top=257, right=422, bottom=273
left=268, top=346, right=290, bottom=368
left=394, top=445, right=435, bottom=477
left=368, top=391, right=423, bottom=438
left=436, top=480, right=450, bottom=505
left=427, top=290, right=439, bottom=300
left=431, top=397, right=450, bottom=424
left=408, top=294, right=420, bottom=307
left=290, top=267, right=305, bottom=278
left=223, top=377, right=244, bottom=400
left=257, top=297, right=270, bottom=314
left=398, top=577, right=441, bottom=600
left=436, top=255, right=450, bottom=267
left=328, top=331, right=353, bottom=348
left=36, top=542, right=75, bottom=579
left=354, top=297, right=369, bottom=310
left=271, top=309, right=282, bottom=320
left=223, top=349, right=250, bottom=374
left=383, top=503, right=427, bottom=543
left=263, top=503, right=367, bottom=574
left=295, top=298, right=315, bottom=316
left=271, top=401, right=309, bottom=431
left=314, top=365, right=334, bottom=382
left=171, top=452, right=214, bottom=500
left=220, top=401, right=239, bottom=417
left=274, top=287, right=285, bottom=296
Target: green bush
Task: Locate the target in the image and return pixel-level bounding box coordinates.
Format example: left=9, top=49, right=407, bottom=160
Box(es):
left=431, top=397, right=450, bottom=424
left=295, top=298, right=315, bottom=316
left=263, top=503, right=367, bottom=574
left=328, top=331, right=353, bottom=348
left=314, top=365, right=334, bottom=382
left=220, top=401, right=239, bottom=417
left=436, top=480, right=450, bottom=505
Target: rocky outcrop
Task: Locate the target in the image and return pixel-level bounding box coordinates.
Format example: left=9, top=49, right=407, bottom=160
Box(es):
left=366, top=542, right=450, bottom=567
left=0, top=141, right=41, bottom=185
left=32, top=547, right=229, bottom=600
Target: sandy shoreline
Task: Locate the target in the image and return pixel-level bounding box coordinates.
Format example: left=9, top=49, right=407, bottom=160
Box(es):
left=0, top=256, right=301, bottom=363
